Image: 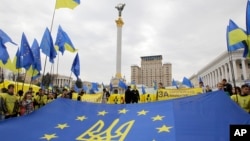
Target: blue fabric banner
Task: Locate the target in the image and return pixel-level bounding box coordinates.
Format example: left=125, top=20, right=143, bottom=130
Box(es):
left=0, top=91, right=249, bottom=141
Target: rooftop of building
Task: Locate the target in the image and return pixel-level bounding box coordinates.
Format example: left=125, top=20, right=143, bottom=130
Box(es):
left=141, top=55, right=162, bottom=61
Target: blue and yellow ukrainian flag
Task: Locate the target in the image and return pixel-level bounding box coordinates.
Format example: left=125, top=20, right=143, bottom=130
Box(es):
left=55, top=0, right=80, bottom=9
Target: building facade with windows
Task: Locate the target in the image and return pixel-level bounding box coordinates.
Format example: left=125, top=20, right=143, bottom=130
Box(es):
left=190, top=49, right=250, bottom=88
left=131, top=55, right=172, bottom=87
left=53, top=74, right=73, bottom=88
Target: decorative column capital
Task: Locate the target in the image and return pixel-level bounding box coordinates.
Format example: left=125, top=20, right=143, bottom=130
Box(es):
left=116, top=17, right=124, bottom=27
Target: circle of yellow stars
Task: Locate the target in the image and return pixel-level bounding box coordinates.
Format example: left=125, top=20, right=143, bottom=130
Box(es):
left=40, top=108, right=173, bottom=140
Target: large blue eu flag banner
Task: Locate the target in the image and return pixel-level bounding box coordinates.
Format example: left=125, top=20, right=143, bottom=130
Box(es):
left=0, top=91, right=250, bottom=141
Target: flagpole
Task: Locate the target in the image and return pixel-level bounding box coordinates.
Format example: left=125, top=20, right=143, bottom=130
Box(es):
left=16, top=63, right=20, bottom=94
left=56, top=53, right=59, bottom=79
left=29, top=68, right=35, bottom=87
left=1, top=67, right=4, bottom=83
left=1, top=68, right=5, bottom=89
left=228, top=51, right=238, bottom=103
left=48, top=63, right=54, bottom=88
left=69, top=71, right=72, bottom=88
left=51, top=6, right=61, bottom=90
left=21, top=71, right=27, bottom=91
left=41, top=6, right=56, bottom=87
left=41, top=56, right=48, bottom=87
left=14, top=47, right=20, bottom=93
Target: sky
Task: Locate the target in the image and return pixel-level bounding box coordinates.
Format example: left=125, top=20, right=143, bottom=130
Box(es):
left=0, top=0, right=248, bottom=85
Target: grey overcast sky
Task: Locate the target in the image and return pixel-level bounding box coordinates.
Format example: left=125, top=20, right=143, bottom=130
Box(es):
left=0, top=0, right=248, bottom=85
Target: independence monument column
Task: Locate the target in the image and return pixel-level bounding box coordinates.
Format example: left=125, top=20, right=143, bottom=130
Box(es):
left=115, top=3, right=125, bottom=78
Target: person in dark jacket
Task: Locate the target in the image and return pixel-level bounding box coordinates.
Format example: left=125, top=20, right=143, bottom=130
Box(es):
left=131, top=85, right=140, bottom=103
left=125, top=86, right=132, bottom=104
left=222, top=79, right=233, bottom=96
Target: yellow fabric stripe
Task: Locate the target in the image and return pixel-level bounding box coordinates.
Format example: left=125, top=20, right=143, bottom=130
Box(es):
left=65, top=43, right=77, bottom=52
left=229, top=29, right=247, bottom=45
left=55, top=0, right=79, bottom=9
left=0, top=59, right=21, bottom=73
left=26, top=65, right=39, bottom=77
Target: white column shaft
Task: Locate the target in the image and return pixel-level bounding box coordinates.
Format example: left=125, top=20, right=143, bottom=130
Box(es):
left=116, top=27, right=122, bottom=77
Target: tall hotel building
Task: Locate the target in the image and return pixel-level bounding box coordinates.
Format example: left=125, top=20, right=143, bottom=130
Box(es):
left=131, top=55, right=172, bottom=87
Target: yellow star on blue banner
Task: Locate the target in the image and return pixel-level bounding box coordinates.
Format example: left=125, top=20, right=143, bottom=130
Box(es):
left=98, top=110, right=108, bottom=116
left=76, top=116, right=87, bottom=121
left=152, top=115, right=165, bottom=121
left=55, top=123, right=69, bottom=129
left=156, top=125, right=173, bottom=133
left=119, top=108, right=128, bottom=114
left=40, top=133, right=57, bottom=141
left=137, top=110, right=149, bottom=115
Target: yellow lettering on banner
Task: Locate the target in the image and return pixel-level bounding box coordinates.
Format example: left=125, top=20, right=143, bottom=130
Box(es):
left=81, top=94, right=102, bottom=103
left=158, top=91, right=169, bottom=97
left=157, top=88, right=202, bottom=101
left=76, top=119, right=135, bottom=141
left=74, top=88, right=202, bottom=104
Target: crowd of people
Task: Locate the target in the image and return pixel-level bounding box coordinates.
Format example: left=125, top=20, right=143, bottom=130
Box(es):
left=0, top=84, right=79, bottom=121
left=200, top=78, right=250, bottom=113
left=1, top=78, right=249, bottom=121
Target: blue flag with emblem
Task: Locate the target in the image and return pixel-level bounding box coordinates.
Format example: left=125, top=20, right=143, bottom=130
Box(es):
left=40, top=28, right=57, bottom=63
left=71, top=53, right=80, bottom=79
left=172, top=79, right=178, bottom=89
left=118, top=79, right=127, bottom=90
left=31, top=39, right=42, bottom=72
left=29, top=39, right=42, bottom=80
left=182, top=77, right=193, bottom=88
left=0, top=29, right=17, bottom=45
left=91, top=82, right=99, bottom=91
left=0, top=91, right=250, bottom=141
left=19, top=33, right=34, bottom=70
left=55, top=25, right=76, bottom=55
left=0, top=38, right=10, bottom=64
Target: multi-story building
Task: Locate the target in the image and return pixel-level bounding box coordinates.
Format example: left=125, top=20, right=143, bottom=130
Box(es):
left=53, top=74, right=73, bottom=88
left=131, top=55, right=172, bottom=87
left=190, top=49, right=250, bottom=88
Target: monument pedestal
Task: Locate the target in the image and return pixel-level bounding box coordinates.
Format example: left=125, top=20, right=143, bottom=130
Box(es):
left=110, top=75, right=126, bottom=94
